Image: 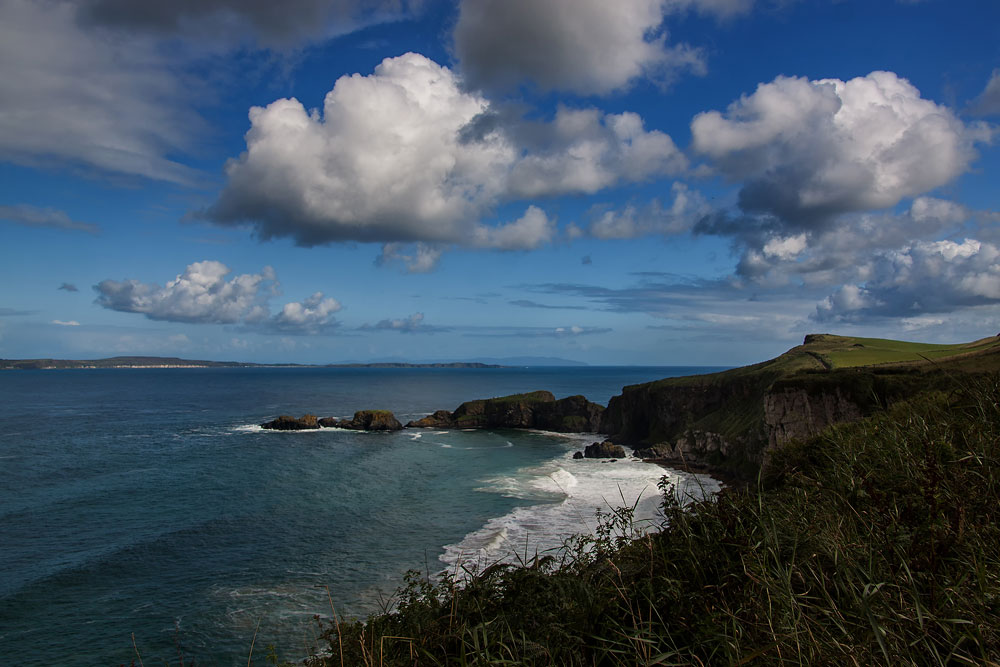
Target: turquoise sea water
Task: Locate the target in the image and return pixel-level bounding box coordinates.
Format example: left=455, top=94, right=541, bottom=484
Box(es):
left=0, top=366, right=722, bottom=665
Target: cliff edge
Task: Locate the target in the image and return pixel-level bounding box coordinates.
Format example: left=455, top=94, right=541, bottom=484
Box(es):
left=603, top=333, right=1000, bottom=478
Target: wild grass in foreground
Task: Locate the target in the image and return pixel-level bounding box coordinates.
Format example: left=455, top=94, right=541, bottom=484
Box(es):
left=306, top=377, right=1000, bottom=666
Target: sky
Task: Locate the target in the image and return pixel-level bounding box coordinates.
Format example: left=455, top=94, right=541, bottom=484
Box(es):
left=1, top=0, right=998, bottom=366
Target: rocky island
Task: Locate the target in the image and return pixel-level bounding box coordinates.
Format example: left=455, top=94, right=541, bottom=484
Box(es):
left=262, top=409, right=403, bottom=431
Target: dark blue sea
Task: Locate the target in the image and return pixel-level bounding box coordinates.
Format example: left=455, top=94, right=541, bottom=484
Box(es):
left=0, top=366, right=722, bottom=665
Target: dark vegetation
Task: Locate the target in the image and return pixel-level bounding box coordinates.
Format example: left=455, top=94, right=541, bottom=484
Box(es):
left=297, top=376, right=1000, bottom=666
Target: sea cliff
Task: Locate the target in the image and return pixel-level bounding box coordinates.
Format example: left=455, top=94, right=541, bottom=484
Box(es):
left=600, top=333, right=1000, bottom=478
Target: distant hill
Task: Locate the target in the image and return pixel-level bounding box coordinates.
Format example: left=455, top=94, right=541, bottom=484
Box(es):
left=0, top=356, right=254, bottom=370
left=468, top=356, right=588, bottom=366
left=0, top=356, right=505, bottom=370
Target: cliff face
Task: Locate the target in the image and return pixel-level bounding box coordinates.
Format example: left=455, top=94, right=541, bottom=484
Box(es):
left=408, top=391, right=604, bottom=432
left=764, top=386, right=863, bottom=449
left=602, top=376, right=871, bottom=477
left=601, top=375, right=772, bottom=446
left=601, top=365, right=938, bottom=478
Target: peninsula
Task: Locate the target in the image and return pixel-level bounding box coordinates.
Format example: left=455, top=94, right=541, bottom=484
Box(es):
left=0, top=356, right=505, bottom=370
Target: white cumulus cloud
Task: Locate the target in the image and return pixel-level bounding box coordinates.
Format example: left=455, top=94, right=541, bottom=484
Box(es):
left=814, top=239, right=1000, bottom=321
left=725, top=197, right=972, bottom=286
left=692, top=71, right=990, bottom=225
left=583, top=183, right=710, bottom=239
left=94, top=260, right=341, bottom=334
left=360, top=312, right=448, bottom=333
left=506, top=108, right=686, bottom=197
left=269, top=293, right=342, bottom=334
left=471, top=206, right=555, bottom=250
left=208, top=53, right=681, bottom=255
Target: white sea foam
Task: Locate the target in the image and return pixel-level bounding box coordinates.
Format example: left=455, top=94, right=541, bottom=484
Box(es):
left=441, top=450, right=720, bottom=574
left=231, top=423, right=351, bottom=434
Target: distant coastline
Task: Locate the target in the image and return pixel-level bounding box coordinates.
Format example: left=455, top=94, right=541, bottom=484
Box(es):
left=0, top=356, right=508, bottom=370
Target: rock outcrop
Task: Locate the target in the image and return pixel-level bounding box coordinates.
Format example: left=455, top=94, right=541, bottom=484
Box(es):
left=407, top=391, right=604, bottom=432
left=261, top=414, right=320, bottom=430
left=337, top=410, right=404, bottom=431
left=633, top=430, right=739, bottom=466
left=262, top=410, right=402, bottom=431
left=582, top=440, right=626, bottom=459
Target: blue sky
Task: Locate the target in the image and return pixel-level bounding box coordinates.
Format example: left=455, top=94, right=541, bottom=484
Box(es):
left=1, top=0, right=998, bottom=365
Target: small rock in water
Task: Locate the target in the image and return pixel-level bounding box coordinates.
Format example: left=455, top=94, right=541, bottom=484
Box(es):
left=583, top=440, right=626, bottom=459
left=261, top=414, right=320, bottom=430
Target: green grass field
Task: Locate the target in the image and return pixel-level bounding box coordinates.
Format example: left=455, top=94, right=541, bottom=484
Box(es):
left=804, top=333, right=1000, bottom=368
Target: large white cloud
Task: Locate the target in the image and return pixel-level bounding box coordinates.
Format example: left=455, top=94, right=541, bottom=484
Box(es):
left=0, top=0, right=201, bottom=184
left=814, top=239, right=1000, bottom=321
left=210, top=53, right=506, bottom=245
left=692, top=71, right=991, bottom=225
left=208, top=53, right=683, bottom=248
left=94, top=261, right=341, bottom=333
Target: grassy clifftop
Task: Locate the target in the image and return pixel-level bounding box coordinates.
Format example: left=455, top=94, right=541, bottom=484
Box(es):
left=646, top=333, right=1000, bottom=389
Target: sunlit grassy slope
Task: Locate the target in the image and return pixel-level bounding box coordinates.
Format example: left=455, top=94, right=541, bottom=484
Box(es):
left=644, top=333, right=1000, bottom=390
left=804, top=332, right=1000, bottom=368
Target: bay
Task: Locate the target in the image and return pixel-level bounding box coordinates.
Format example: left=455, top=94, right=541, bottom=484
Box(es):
left=0, top=366, right=721, bottom=665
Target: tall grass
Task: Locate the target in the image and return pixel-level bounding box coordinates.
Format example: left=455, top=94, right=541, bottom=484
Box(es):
left=308, top=376, right=1000, bottom=666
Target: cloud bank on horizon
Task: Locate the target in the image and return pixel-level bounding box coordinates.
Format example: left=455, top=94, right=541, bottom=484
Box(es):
left=0, top=0, right=998, bottom=364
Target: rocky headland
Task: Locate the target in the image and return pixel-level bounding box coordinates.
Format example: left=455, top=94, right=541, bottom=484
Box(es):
left=597, top=333, right=1000, bottom=478
left=261, top=334, right=1000, bottom=478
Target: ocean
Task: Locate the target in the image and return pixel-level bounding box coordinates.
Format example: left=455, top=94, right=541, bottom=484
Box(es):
left=0, top=366, right=722, bottom=665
